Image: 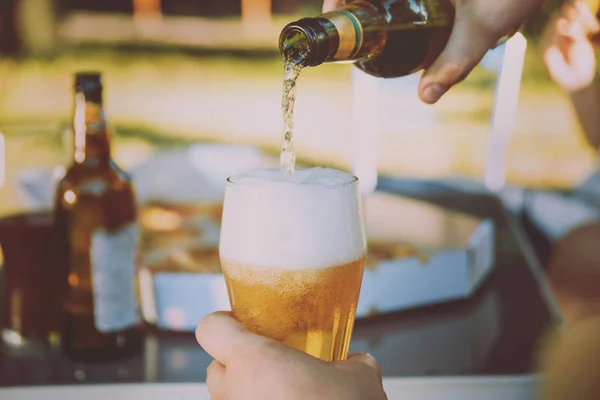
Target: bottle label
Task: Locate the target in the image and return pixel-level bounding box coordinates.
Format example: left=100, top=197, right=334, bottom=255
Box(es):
left=324, top=10, right=363, bottom=60
left=85, top=102, right=107, bottom=134
left=90, top=221, right=141, bottom=333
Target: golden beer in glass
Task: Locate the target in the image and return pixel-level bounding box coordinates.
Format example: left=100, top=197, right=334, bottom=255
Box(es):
left=219, top=168, right=366, bottom=362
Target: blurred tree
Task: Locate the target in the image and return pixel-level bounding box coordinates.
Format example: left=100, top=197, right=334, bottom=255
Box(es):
left=0, top=0, right=59, bottom=58
left=0, top=0, right=19, bottom=56
left=161, top=0, right=241, bottom=17
left=15, top=0, right=58, bottom=58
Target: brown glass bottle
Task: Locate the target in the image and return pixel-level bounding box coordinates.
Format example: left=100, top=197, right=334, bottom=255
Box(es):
left=279, top=0, right=514, bottom=78
left=54, top=72, right=143, bottom=362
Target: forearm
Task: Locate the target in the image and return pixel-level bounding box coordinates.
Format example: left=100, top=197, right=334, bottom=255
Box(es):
left=569, top=82, right=600, bottom=150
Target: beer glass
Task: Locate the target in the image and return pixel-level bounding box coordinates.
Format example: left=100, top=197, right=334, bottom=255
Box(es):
left=219, top=168, right=367, bottom=362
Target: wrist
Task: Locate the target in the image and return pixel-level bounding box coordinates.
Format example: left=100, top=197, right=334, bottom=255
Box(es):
left=568, top=80, right=600, bottom=149
left=566, top=77, right=597, bottom=96
left=568, top=80, right=598, bottom=102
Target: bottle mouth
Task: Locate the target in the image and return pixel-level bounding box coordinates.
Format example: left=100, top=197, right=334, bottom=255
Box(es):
left=279, top=19, right=329, bottom=67
left=280, top=27, right=310, bottom=67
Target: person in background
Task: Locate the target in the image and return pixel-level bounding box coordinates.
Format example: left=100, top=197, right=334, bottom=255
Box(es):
left=541, top=0, right=600, bottom=202
left=541, top=1, right=600, bottom=324
left=542, top=0, right=600, bottom=151
left=546, top=222, right=600, bottom=325
left=530, top=4, right=600, bottom=400
left=537, top=315, right=600, bottom=400
left=196, top=1, right=567, bottom=399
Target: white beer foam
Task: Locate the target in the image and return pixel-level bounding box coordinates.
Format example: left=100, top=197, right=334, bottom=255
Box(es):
left=219, top=168, right=366, bottom=271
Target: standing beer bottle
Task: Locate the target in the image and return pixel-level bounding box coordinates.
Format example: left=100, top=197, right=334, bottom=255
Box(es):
left=279, top=0, right=515, bottom=78
left=54, top=72, right=143, bottom=362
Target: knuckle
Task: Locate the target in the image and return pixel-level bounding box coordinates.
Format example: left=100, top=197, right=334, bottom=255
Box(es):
left=229, top=338, right=274, bottom=374
left=260, top=337, right=282, bottom=353
left=226, top=352, right=248, bottom=377
left=196, top=314, right=215, bottom=342
left=198, top=312, right=216, bottom=329
left=206, top=360, right=221, bottom=375
left=206, top=361, right=225, bottom=398
left=441, top=61, right=470, bottom=84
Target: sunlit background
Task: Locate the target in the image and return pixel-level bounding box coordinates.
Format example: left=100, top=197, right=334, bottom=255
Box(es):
left=0, top=0, right=596, bottom=216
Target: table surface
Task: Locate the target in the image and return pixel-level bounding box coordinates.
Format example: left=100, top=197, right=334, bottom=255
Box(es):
left=0, top=376, right=542, bottom=399
left=0, top=176, right=562, bottom=388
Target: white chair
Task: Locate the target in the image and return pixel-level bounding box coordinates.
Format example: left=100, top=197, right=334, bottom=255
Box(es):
left=484, top=33, right=528, bottom=192
left=351, top=33, right=528, bottom=196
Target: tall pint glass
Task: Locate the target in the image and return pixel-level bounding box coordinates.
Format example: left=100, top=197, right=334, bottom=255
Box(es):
left=219, top=168, right=366, bottom=362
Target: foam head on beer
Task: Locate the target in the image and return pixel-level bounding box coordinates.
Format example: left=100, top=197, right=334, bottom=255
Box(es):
left=219, top=167, right=366, bottom=270
left=219, top=167, right=367, bottom=362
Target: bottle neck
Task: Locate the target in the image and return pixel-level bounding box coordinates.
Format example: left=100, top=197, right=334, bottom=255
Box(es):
left=320, top=9, right=366, bottom=61
left=72, top=91, right=111, bottom=166
left=279, top=2, right=384, bottom=67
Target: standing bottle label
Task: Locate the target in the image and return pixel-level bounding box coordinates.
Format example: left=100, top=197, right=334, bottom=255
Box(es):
left=90, top=221, right=141, bottom=333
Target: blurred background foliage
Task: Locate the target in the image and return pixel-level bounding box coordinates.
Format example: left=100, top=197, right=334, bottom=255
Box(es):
left=0, top=0, right=598, bottom=216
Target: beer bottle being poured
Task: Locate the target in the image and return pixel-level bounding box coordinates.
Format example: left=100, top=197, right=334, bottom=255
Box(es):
left=279, top=0, right=515, bottom=78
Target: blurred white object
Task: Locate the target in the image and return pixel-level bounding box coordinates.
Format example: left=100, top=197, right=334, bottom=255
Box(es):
left=357, top=192, right=495, bottom=317
left=187, top=143, right=264, bottom=188
left=0, top=384, right=211, bottom=400
left=132, top=143, right=265, bottom=205
left=143, top=270, right=232, bottom=331
left=130, top=147, right=219, bottom=205
left=0, top=376, right=541, bottom=400
left=383, top=375, right=541, bottom=399
left=13, top=143, right=267, bottom=209
left=351, top=67, right=379, bottom=194
left=378, top=73, right=439, bottom=131
left=13, top=143, right=267, bottom=211
left=353, top=287, right=501, bottom=375
left=144, top=187, right=496, bottom=332
left=480, top=41, right=507, bottom=73
left=574, top=164, right=600, bottom=204
left=14, top=166, right=65, bottom=211
left=133, top=144, right=269, bottom=330
left=484, top=33, right=528, bottom=192
left=351, top=34, right=527, bottom=195
left=14, top=143, right=497, bottom=330
left=358, top=222, right=494, bottom=314
left=525, top=191, right=600, bottom=241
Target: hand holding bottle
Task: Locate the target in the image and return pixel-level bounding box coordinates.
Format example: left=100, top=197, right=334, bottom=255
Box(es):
left=323, top=0, right=545, bottom=104
left=541, top=1, right=598, bottom=93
